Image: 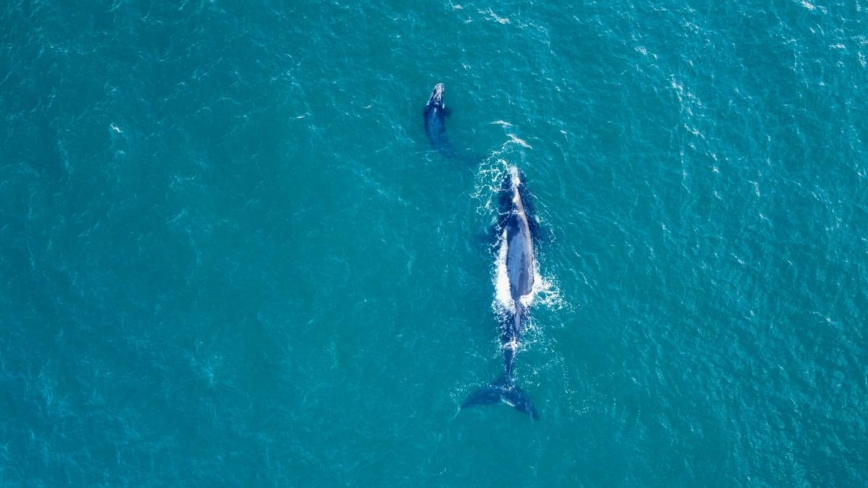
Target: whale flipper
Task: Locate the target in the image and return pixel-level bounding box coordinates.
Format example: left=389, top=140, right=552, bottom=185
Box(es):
left=462, top=376, right=539, bottom=420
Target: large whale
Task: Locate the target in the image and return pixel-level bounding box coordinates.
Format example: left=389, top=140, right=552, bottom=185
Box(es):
left=423, top=83, right=457, bottom=158
left=462, top=166, right=540, bottom=419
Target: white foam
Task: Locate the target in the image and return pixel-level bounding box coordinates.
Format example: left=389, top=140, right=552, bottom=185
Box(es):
left=531, top=264, right=566, bottom=312
left=471, top=140, right=530, bottom=216
left=470, top=160, right=508, bottom=216
left=509, top=165, right=522, bottom=189
left=482, top=8, right=510, bottom=24
left=493, top=229, right=514, bottom=312
left=507, top=133, right=532, bottom=148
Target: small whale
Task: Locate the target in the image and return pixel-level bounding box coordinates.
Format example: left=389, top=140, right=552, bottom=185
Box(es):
left=423, top=83, right=457, bottom=158
left=462, top=166, right=540, bottom=419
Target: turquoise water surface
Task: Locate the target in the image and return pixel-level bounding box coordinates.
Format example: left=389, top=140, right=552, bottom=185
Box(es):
left=1, top=1, right=866, bottom=486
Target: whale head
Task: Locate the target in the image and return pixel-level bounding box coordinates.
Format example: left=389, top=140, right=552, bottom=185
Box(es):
left=428, top=83, right=444, bottom=107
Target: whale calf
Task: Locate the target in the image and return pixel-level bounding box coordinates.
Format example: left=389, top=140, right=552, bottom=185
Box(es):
left=462, top=166, right=540, bottom=419
left=423, top=83, right=457, bottom=158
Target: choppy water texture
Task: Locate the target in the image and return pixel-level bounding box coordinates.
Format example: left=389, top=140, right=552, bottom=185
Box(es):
left=2, top=1, right=867, bottom=486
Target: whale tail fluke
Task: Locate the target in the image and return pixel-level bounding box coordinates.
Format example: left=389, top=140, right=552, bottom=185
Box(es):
left=461, top=375, right=539, bottom=419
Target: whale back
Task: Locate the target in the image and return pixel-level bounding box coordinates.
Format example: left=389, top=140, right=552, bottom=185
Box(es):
left=423, top=84, right=463, bottom=159
left=424, top=103, right=446, bottom=144
left=506, top=212, right=535, bottom=301
left=496, top=167, right=536, bottom=329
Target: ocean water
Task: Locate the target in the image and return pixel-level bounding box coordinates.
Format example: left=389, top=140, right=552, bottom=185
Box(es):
left=1, top=0, right=866, bottom=486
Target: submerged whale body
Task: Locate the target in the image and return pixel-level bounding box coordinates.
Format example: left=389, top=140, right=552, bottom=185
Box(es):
left=462, top=166, right=540, bottom=419
left=423, top=83, right=457, bottom=158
